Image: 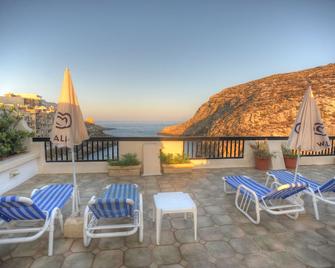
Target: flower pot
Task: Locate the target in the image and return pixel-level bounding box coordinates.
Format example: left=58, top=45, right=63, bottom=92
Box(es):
left=283, top=157, right=297, bottom=169
left=162, top=163, right=194, bottom=174
left=255, top=158, right=269, bottom=171
left=107, top=165, right=141, bottom=177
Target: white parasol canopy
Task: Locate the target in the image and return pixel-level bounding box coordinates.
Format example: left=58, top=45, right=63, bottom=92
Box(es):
left=287, top=85, right=330, bottom=180
left=50, top=67, right=88, bottom=214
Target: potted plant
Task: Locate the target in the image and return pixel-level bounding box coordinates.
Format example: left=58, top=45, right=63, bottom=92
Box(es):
left=281, top=144, right=298, bottom=169
left=107, top=153, right=141, bottom=176
left=249, top=141, right=275, bottom=170
left=160, top=152, right=193, bottom=174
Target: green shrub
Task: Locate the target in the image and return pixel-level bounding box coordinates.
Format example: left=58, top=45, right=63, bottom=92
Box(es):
left=108, top=153, right=140, bottom=166
left=249, top=141, right=275, bottom=159
left=0, top=107, right=32, bottom=159
left=160, top=152, right=191, bottom=164
left=281, top=144, right=298, bottom=158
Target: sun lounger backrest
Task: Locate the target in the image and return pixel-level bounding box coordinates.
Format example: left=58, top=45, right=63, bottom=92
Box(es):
left=263, top=183, right=307, bottom=200
left=89, top=184, right=139, bottom=219
left=318, top=178, right=335, bottom=193
left=0, top=196, right=46, bottom=222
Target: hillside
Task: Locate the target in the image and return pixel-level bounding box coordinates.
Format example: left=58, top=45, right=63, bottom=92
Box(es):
left=160, top=64, right=335, bottom=136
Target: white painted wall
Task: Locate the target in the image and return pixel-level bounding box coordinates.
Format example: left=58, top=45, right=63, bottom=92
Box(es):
left=0, top=152, right=39, bottom=194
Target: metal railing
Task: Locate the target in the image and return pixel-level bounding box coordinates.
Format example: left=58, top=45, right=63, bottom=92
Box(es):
left=183, top=137, right=244, bottom=159
left=33, top=136, right=335, bottom=162
left=33, top=137, right=119, bottom=162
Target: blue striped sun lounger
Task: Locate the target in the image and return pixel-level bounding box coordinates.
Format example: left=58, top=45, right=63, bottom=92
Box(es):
left=83, top=184, right=143, bottom=247
left=267, top=170, right=335, bottom=220
left=0, top=184, right=73, bottom=256
left=222, top=175, right=307, bottom=224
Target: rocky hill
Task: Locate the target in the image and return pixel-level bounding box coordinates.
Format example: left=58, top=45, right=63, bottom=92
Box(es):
left=160, top=64, right=335, bottom=137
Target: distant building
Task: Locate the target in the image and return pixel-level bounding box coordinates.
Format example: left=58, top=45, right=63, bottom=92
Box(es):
left=0, top=92, right=55, bottom=137
left=85, top=117, right=95, bottom=124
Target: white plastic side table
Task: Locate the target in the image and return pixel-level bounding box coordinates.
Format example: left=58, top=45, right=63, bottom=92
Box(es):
left=153, top=192, right=197, bottom=245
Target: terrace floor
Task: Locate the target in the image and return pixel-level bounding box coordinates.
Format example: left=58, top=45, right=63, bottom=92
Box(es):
left=0, top=165, right=335, bottom=268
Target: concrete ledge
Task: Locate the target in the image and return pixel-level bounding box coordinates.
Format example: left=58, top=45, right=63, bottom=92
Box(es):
left=0, top=152, right=39, bottom=173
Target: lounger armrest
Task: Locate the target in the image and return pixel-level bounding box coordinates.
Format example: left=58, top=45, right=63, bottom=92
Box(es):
left=236, top=184, right=258, bottom=200
left=270, top=181, right=282, bottom=190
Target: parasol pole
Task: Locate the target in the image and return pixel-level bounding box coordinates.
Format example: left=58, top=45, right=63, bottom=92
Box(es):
left=71, top=147, right=79, bottom=215
left=293, top=149, right=300, bottom=183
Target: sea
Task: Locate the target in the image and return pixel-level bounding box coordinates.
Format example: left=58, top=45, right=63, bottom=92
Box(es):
left=96, top=121, right=180, bottom=137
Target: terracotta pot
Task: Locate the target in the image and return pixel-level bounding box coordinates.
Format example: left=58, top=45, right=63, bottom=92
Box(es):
left=284, top=157, right=297, bottom=169
left=255, top=158, right=269, bottom=170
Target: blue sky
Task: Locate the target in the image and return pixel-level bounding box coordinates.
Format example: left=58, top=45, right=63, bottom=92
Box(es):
left=0, top=0, right=334, bottom=121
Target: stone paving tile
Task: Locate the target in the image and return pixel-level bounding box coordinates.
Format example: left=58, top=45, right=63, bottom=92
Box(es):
left=315, top=226, right=335, bottom=242
left=92, top=250, right=123, bottom=268
left=179, top=243, right=214, bottom=268
left=0, top=166, right=334, bottom=267
left=211, top=214, right=233, bottom=225
left=229, top=237, right=260, bottom=254
left=219, top=225, right=245, bottom=241
left=205, top=241, right=235, bottom=259
left=198, top=226, right=224, bottom=241
left=42, top=238, right=73, bottom=255
left=171, top=218, right=194, bottom=230
left=151, top=230, right=176, bottom=245
left=316, top=245, right=335, bottom=263
left=98, top=237, right=125, bottom=250
left=159, top=265, right=183, bottom=268
left=11, top=239, right=47, bottom=257
left=71, top=239, right=98, bottom=252
left=266, top=251, right=305, bottom=268
left=243, top=254, right=276, bottom=268
left=0, top=257, right=34, bottom=268
left=62, top=252, right=94, bottom=268
left=153, top=245, right=181, bottom=265
left=215, top=257, right=247, bottom=268
left=288, top=246, right=332, bottom=268
left=30, top=255, right=64, bottom=268
left=252, top=235, right=286, bottom=252
left=124, top=247, right=152, bottom=267
left=175, top=229, right=196, bottom=244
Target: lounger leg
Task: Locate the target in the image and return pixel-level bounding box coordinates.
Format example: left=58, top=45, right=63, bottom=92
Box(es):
left=48, top=210, right=58, bottom=256
left=139, top=194, right=143, bottom=242
left=156, top=208, right=162, bottom=245
left=58, top=211, right=64, bottom=232
left=312, top=195, right=320, bottom=220
left=193, top=208, right=197, bottom=241
left=235, top=185, right=260, bottom=224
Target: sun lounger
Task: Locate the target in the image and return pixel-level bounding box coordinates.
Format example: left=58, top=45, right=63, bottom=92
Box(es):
left=267, top=170, right=335, bottom=220
left=222, top=175, right=307, bottom=224
left=0, top=184, right=73, bottom=256
left=83, top=183, right=143, bottom=246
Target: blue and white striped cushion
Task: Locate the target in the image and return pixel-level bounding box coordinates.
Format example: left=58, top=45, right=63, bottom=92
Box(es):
left=225, top=175, right=271, bottom=199
left=225, top=175, right=307, bottom=200
left=268, top=170, right=335, bottom=193
left=89, top=184, right=139, bottom=219
left=263, top=183, right=307, bottom=200
left=0, top=184, right=73, bottom=222
left=32, top=184, right=73, bottom=214
left=0, top=196, right=46, bottom=222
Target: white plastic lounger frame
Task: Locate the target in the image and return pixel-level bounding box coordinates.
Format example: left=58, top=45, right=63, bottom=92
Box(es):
left=0, top=184, right=73, bottom=256
left=266, top=170, right=335, bottom=220
left=222, top=176, right=305, bottom=224
left=83, top=184, right=143, bottom=247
